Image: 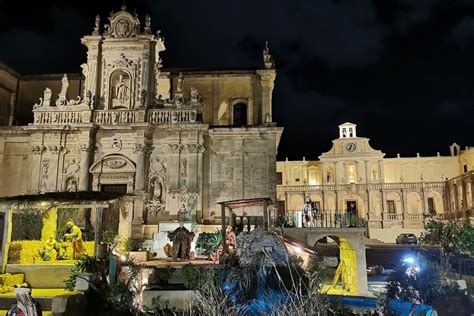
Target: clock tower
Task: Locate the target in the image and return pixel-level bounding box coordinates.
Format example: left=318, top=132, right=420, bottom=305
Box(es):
left=319, top=122, right=385, bottom=185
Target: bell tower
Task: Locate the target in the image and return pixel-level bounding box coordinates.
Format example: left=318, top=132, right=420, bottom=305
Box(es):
left=339, top=122, right=357, bottom=138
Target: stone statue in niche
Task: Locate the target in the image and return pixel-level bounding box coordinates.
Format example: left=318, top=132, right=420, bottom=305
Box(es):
left=151, top=177, right=164, bottom=203
left=372, top=168, right=378, bottom=181
left=66, top=178, right=78, bottom=192
left=348, top=166, right=355, bottom=178
left=116, top=75, right=127, bottom=100
left=112, top=74, right=130, bottom=108
left=326, top=169, right=333, bottom=182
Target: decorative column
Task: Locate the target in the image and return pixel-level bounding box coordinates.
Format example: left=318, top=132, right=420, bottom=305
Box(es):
left=80, top=36, right=102, bottom=108
left=79, top=145, right=91, bottom=191
left=48, top=145, right=63, bottom=192
left=196, top=142, right=205, bottom=221
left=134, top=144, right=147, bottom=192
left=29, top=146, right=45, bottom=193
left=400, top=188, right=406, bottom=228
left=256, top=69, right=276, bottom=123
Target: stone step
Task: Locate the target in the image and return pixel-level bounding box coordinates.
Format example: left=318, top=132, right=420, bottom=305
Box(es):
left=6, top=264, right=75, bottom=288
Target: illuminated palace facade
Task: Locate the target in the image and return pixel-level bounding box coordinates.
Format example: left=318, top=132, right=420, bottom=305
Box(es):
left=277, top=123, right=473, bottom=242
left=0, top=6, right=282, bottom=238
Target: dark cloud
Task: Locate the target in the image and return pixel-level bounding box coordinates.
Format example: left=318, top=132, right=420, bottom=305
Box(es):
left=0, top=0, right=473, bottom=159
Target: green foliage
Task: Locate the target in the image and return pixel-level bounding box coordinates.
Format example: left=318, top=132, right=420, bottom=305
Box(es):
left=64, top=255, right=105, bottom=291
left=195, top=230, right=222, bottom=256
left=382, top=254, right=465, bottom=311
left=17, top=209, right=42, bottom=240
left=150, top=266, right=176, bottom=286
left=420, top=220, right=474, bottom=256
left=181, top=264, right=216, bottom=290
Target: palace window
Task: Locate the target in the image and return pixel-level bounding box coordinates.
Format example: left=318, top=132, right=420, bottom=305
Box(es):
left=295, top=178, right=300, bottom=183
left=428, top=197, right=435, bottom=212
left=464, top=164, right=468, bottom=173
left=387, top=200, right=396, bottom=214
left=276, top=172, right=283, bottom=185
left=233, top=103, right=247, bottom=127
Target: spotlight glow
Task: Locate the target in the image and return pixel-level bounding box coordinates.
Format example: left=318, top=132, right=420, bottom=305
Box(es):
left=402, top=256, right=414, bottom=264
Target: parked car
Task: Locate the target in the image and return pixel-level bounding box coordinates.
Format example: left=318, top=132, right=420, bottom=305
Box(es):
left=396, top=233, right=418, bottom=245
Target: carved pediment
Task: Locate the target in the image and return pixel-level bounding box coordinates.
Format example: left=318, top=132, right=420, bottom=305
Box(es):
left=89, top=154, right=136, bottom=173
left=319, top=137, right=385, bottom=160
left=105, top=7, right=140, bottom=39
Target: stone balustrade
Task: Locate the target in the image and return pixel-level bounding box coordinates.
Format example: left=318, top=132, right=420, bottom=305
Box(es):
left=93, top=110, right=146, bottom=124
left=33, top=110, right=90, bottom=125
left=277, top=181, right=446, bottom=192
left=383, top=213, right=403, bottom=221
left=32, top=108, right=200, bottom=126
left=147, top=109, right=198, bottom=124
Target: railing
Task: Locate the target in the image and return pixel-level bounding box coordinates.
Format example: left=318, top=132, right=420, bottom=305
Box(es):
left=383, top=213, right=403, bottom=221
left=32, top=108, right=200, bottom=126
left=274, top=210, right=366, bottom=229
left=147, top=109, right=198, bottom=124
left=406, top=214, right=424, bottom=220
left=33, top=110, right=87, bottom=125
left=277, top=181, right=446, bottom=192
left=93, top=110, right=145, bottom=124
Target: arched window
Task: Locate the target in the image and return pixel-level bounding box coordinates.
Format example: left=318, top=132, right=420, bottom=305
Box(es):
left=233, top=103, right=247, bottom=127
left=464, top=164, right=468, bottom=173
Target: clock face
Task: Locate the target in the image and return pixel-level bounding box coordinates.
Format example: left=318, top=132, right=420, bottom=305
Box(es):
left=346, top=142, right=356, bottom=152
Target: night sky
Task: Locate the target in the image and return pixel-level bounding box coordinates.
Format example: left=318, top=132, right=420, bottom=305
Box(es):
left=1, top=0, right=473, bottom=160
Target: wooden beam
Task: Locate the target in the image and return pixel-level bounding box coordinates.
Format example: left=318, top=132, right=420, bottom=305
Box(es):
left=0, top=207, right=12, bottom=273
left=221, top=203, right=226, bottom=253
left=94, top=205, right=103, bottom=256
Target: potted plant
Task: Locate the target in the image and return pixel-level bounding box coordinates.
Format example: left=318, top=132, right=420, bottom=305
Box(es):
left=127, top=239, right=149, bottom=263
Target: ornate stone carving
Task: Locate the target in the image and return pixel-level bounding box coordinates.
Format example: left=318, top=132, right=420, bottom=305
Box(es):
left=31, top=146, right=46, bottom=154
left=33, top=88, right=52, bottom=109
left=181, top=159, right=188, bottom=177
left=166, top=144, right=181, bottom=154
left=80, top=144, right=91, bottom=152
left=134, top=144, right=147, bottom=154
left=41, top=159, right=49, bottom=191
left=139, top=89, right=147, bottom=108
left=63, top=158, right=80, bottom=174
left=103, top=159, right=127, bottom=169
left=48, top=145, right=63, bottom=154
left=111, top=137, right=122, bottom=151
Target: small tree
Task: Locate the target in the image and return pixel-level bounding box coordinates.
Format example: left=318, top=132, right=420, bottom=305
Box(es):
left=420, top=220, right=474, bottom=257
left=382, top=254, right=465, bottom=314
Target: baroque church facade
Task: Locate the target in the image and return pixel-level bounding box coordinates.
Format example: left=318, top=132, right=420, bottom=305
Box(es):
left=0, top=6, right=282, bottom=238
left=277, top=123, right=473, bottom=242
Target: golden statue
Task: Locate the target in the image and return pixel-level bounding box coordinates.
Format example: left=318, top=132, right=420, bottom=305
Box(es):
left=64, top=221, right=85, bottom=259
